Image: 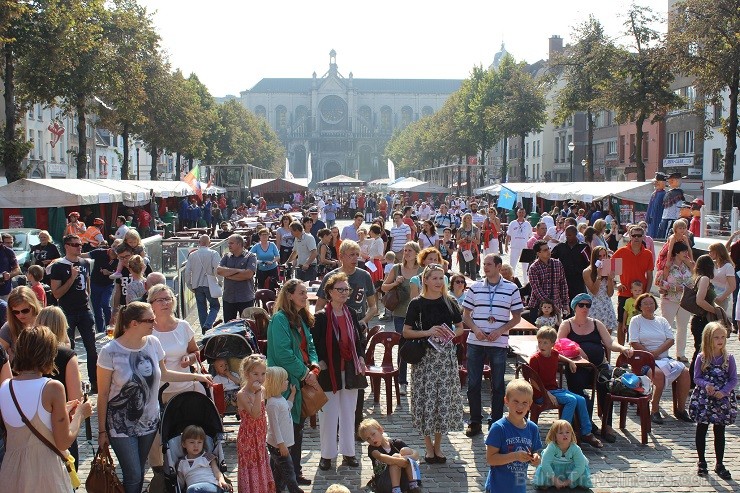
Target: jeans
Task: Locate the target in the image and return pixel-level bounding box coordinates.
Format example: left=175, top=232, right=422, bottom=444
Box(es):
left=291, top=417, right=306, bottom=477
left=110, top=432, right=157, bottom=493
left=268, top=445, right=302, bottom=493
left=187, top=483, right=223, bottom=493
left=194, top=286, right=221, bottom=333
left=90, top=282, right=113, bottom=333
left=550, top=389, right=592, bottom=435
left=65, top=308, right=98, bottom=385
left=458, top=252, right=478, bottom=280
left=222, top=299, right=254, bottom=323
left=466, top=344, right=508, bottom=425
left=393, top=316, right=408, bottom=385
left=296, top=265, right=317, bottom=282
left=657, top=218, right=675, bottom=240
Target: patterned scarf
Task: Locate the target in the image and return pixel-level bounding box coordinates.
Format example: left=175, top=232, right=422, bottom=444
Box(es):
left=325, top=304, right=364, bottom=393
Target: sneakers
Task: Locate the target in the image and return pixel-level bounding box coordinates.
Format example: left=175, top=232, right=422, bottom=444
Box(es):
left=675, top=410, right=694, bottom=423
left=109, top=272, right=123, bottom=280
left=399, top=384, right=407, bottom=396
left=465, top=423, right=482, bottom=437
left=318, top=458, right=332, bottom=471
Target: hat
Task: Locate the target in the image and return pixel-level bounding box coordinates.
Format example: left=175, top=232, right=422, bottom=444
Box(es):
left=654, top=172, right=667, bottom=182
left=668, top=172, right=686, bottom=179
left=679, top=202, right=691, bottom=209
left=68, top=211, right=80, bottom=218
left=309, top=207, right=319, bottom=213
left=692, top=198, right=704, bottom=206
left=568, top=199, right=577, bottom=205
left=93, top=217, right=104, bottom=225
left=570, top=292, right=593, bottom=311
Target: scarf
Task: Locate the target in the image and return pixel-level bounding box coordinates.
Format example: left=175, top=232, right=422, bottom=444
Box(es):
left=482, top=218, right=498, bottom=249
left=325, top=304, right=363, bottom=393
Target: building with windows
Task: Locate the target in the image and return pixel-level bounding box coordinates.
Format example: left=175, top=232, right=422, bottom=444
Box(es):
left=239, top=50, right=462, bottom=182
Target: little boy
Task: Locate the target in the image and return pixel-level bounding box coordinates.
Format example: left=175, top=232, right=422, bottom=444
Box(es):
left=620, top=280, right=643, bottom=344
left=485, top=379, right=542, bottom=493
left=212, top=358, right=241, bottom=410
left=26, top=265, right=47, bottom=307
left=124, top=255, right=147, bottom=305
left=528, top=326, right=603, bottom=448
left=439, top=228, right=455, bottom=265
left=359, top=418, right=422, bottom=493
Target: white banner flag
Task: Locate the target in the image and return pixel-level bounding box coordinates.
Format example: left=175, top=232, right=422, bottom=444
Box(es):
left=285, top=157, right=293, bottom=179
left=307, top=153, right=312, bottom=184
left=388, top=158, right=396, bottom=182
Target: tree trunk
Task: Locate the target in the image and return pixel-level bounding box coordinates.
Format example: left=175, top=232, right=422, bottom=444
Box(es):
left=722, top=70, right=739, bottom=212
left=121, top=123, right=129, bottom=180
left=3, top=43, right=20, bottom=183
left=188, top=156, right=194, bottom=175
left=501, top=137, right=508, bottom=183
left=76, top=96, right=88, bottom=179
left=466, top=157, right=472, bottom=197
left=519, top=132, right=527, bottom=181
left=150, top=145, right=158, bottom=180
left=635, top=113, right=646, bottom=182
left=586, top=110, right=594, bottom=182
left=175, top=152, right=181, bottom=180
left=480, top=148, right=486, bottom=187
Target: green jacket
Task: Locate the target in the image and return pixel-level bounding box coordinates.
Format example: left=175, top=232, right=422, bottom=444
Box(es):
left=266, top=310, right=318, bottom=423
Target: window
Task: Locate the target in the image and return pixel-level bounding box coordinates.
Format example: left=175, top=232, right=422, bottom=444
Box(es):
left=28, top=107, right=34, bottom=120
left=684, top=130, right=694, bottom=154
left=554, top=137, right=560, bottom=162
left=667, top=132, right=678, bottom=156
left=685, top=86, right=696, bottom=110
left=37, top=130, right=43, bottom=159
left=537, top=140, right=540, bottom=157
left=629, top=134, right=636, bottom=162
left=37, top=104, right=43, bottom=120
left=711, top=192, right=720, bottom=212
left=713, top=103, right=722, bottom=127
left=619, top=135, right=625, bottom=162
left=28, top=130, right=35, bottom=159
left=712, top=148, right=722, bottom=172
left=607, top=140, right=617, bottom=155
left=526, top=142, right=529, bottom=158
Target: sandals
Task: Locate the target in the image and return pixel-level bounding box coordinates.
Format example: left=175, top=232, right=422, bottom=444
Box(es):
left=581, top=433, right=603, bottom=448
left=715, top=465, right=732, bottom=480
left=675, top=410, right=694, bottom=423
left=697, top=461, right=708, bottom=476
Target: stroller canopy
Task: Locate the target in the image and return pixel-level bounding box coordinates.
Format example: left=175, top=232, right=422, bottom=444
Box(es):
left=160, top=391, right=224, bottom=443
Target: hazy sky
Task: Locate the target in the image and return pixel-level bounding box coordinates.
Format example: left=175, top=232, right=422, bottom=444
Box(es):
left=138, top=0, right=669, bottom=97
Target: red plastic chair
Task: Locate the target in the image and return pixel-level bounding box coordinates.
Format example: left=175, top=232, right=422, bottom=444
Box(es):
left=265, top=301, right=276, bottom=315
left=455, top=328, right=490, bottom=387
left=254, top=289, right=276, bottom=309
left=364, top=331, right=401, bottom=415
left=365, top=325, right=383, bottom=351
left=516, top=363, right=564, bottom=423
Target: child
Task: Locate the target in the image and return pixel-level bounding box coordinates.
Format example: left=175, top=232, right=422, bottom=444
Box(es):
left=236, top=354, right=275, bottom=493
left=534, top=299, right=560, bottom=328
left=532, top=419, right=593, bottom=490
left=358, top=418, right=422, bottom=493
left=264, top=366, right=302, bottom=493
left=688, top=322, right=737, bottom=480
left=485, top=379, right=542, bottom=493
left=26, top=265, right=47, bottom=307
left=124, top=255, right=147, bottom=305
left=439, top=228, right=455, bottom=265
left=325, top=485, right=351, bottom=493
left=110, top=229, right=146, bottom=279
left=380, top=251, right=397, bottom=321
left=212, top=358, right=241, bottom=410
left=656, top=219, right=693, bottom=284
left=177, top=425, right=232, bottom=493
left=528, top=327, right=603, bottom=448
left=619, top=280, right=643, bottom=345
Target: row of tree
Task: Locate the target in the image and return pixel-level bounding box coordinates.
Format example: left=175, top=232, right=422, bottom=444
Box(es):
left=0, top=0, right=284, bottom=183
left=385, top=1, right=740, bottom=205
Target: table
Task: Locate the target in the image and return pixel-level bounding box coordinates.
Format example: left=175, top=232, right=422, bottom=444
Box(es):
left=507, top=334, right=589, bottom=367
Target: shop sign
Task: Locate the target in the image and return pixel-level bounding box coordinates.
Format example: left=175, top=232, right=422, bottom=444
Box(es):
left=662, top=157, right=693, bottom=167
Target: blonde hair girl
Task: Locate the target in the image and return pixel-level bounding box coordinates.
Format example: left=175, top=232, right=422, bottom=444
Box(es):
left=533, top=419, right=593, bottom=489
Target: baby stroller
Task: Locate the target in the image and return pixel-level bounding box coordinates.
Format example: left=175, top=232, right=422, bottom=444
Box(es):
left=160, top=391, right=230, bottom=493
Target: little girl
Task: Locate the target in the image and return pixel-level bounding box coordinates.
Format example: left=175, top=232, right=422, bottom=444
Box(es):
left=655, top=219, right=693, bottom=286
left=212, top=358, right=241, bottom=410
left=110, top=229, right=147, bottom=279
left=177, top=425, right=231, bottom=493
left=236, top=354, right=275, bottom=493
left=532, top=420, right=593, bottom=490
left=264, top=367, right=301, bottom=493
left=535, top=299, right=561, bottom=328
left=688, top=322, right=737, bottom=480
left=124, top=255, right=147, bottom=305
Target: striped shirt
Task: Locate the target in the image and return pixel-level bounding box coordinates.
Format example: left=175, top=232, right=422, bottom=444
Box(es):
left=462, top=278, right=523, bottom=348
left=390, top=223, right=411, bottom=252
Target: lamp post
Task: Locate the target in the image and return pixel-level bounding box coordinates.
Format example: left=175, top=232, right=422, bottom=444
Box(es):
left=568, top=141, right=575, bottom=182
left=135, top=141, right=141, bottom=180
left=581, top=159, right=587, bottom=181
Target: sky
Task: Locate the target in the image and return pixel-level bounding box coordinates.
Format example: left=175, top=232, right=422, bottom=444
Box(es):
left=137, top=0, right=669, bottom=97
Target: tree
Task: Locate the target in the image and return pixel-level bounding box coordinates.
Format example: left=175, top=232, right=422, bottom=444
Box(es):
left=669, top=0, right=740, bottom=210
left=606, top=4, right=683, bottom=182
left=554, top=16, right=614, bottom=181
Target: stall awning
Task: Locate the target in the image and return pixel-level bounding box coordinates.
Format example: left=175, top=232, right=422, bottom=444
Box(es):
left=0, top=178, right=124, bottom=208
left=317, top=175, right=366, bottom=186
left=251, top=178, right=308, bottom=194
left=85, top=179, right=152, bottom=206
left=709, top=181, right=740, bottom=192
left=135, top=180, right=194, bottom=198
left=475, top=181, right=655, bottom=204
left=388, top=177, right=425, bottom=191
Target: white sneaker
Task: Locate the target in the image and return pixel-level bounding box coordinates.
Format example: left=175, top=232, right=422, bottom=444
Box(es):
left=399, top=384, right=407, bottom=396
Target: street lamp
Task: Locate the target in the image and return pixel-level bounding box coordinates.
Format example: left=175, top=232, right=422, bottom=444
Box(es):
left=568, top=141, right=575, bottom=181
left=581, top=159, right=588, bottom=180
left=135, top=141, right=141, bottom=180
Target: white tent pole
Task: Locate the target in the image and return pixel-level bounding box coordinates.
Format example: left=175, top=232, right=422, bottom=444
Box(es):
left=700, top=205, right=706, bottom=238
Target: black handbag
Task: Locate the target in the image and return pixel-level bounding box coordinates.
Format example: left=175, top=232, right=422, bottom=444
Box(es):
left=399, top=338, right=427, bottom=364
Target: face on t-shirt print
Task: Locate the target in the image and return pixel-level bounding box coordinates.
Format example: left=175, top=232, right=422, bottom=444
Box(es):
left=107, top=350, right=158, bottom=436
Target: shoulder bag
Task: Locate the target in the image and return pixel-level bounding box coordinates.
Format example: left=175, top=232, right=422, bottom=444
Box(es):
left=399, top=300, right=428, bottom=364
left=86, top=447, right=125, bottom=493
left=300, top=381, right=329, bottom=419
left=382, top=264, right=404, bottom=311
left=680, top=278, right=705, bottom=316
left=197, top=251, right=223, bottom=298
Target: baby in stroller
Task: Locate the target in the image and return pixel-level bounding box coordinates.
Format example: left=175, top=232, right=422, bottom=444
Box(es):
left=212, top=358, right=241, bottom=410
left=177, top=425, right=232, bottom=493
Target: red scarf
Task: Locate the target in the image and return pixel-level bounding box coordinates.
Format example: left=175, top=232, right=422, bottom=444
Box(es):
left=325, top=305, right=364, bottom=393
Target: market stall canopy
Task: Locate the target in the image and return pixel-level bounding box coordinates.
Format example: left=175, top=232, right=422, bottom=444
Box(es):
left=709, top=181, right=740, bottom=192
left=204, top=184, right=227, bottom=195
left=405, top=181, right=450, bottom=194
left=317, top=174, right=366, bottom=186
left=0, top=178, right=124, bottom=208
left=388, top=177, right=425, bottom=191
left=86, top=179, right=153, bottom=207
left=136, top=180, right=193, bottom=198
left=251, top=178, right=309, bottom=194
left=475, top=181, right=655, bottom=204
left=368, top=178, right=392, bottom=187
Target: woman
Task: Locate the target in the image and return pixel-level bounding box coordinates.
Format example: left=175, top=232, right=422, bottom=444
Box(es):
left=97, top=302, right=212, bottom=493
left=364, top=225, right=386, bottom=284
left=449, top=272, right=467, bottom=305
left=0, top=286, right=42, bottom=360
left=317, top=228, right=340, bottom=277
left=557, top=293, right=633, bottom=443
left=250, top=228, right=280, bottom=289
left=379, top=197, right=388, bottom=220
left=660, top=242, right=693, bottom=363
left=456, top=213, right=480, bottom=280
left=30, top=230, right=60, bottom=271
left=403, top=264, right=464, bottom=462
left=637, top=221, right=655, bottom=254
left=37, top=306, right=83, bottom=470
left=311, top=273, right=366, bottom=471
left=266, top=279, right=319, bottom=486
left=418, top=220, right=439, bottom=250
left=583, top=247, right=617, bottom=334
left=605, top=219, right=622, bottom=252
left=591, top=220, right=608, bottom=250
left=628, top=293, right=692, bottom=424
left=708, top=242, right=735, bottom=314
left=689, top=255, right=718, bottom=386
left=276, top=215, right=295, bottom=264
left=410, top=247, right=445, bottom=299
left=381, top=241, right=422, bottom=396
left=330, top=226, right=342, bottom=260
left=0, top=326, right=93, bottom=492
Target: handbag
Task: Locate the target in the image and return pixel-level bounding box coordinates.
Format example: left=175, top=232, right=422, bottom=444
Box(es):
left=86, top=447, right=125, bottom=493
left=207, top=274, right=223, bottom=298
left=300, top=382, right=329, bottom=419
left=399, top=300, right=430, bottom=364
left=8, top=381, right=81, bottom=489
left=382, top=265, right=405, bottom=311
left=680, top=279, right=704, bottom=316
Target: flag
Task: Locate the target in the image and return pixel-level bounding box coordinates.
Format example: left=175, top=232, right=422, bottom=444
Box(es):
left=388, top=159, right=396, bottom=182
left=284, top=157, right=294, bottom=179
left=183, top=165, right=202, bottom=200
left=307, top=152, right=312, bottom=184
left=497, top=186, right=517, bottom=210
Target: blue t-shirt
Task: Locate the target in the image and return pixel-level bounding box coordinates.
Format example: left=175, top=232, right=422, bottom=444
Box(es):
left=485, top=417, right=542, bottom=493
left=324, top=203, right=337, bottom=221
left=250, top=242, right=280, bottom=271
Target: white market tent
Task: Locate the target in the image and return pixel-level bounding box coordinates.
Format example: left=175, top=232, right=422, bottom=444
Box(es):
left=406, top=181, right=450, bottom=194
left=388, top=177, right=425, bottom=190
left=0, top=178, right=124, bottom=208
left=86, top=179, right=153, bottom=207
left=709, top=181, right=740, bottom=192
left=134, top=180, right=193, bottom=198
left=475, top=181, right=655, bottom=204
left=317, top=174, right=366, bottom=186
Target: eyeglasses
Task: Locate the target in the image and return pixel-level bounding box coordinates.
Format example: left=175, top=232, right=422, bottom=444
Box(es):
left=11, top=308, right=32, bottom=315
left=576, top=303, right=592, bottom=309
left=138, top=318, right=156, bottom=324
left=66, top=243, right=83, bottom=247
left=332, top=287, right=353, bottom=294
left=152, top=297, right=173, bottom=304
left=426, top=263, right=444, bottom=270
left=631, top=234, right=644, bottom=238
left=453, top=280, right=466, bottom=285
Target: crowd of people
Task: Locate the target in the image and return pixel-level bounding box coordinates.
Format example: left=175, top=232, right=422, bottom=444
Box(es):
left=0, top=177, right=737, bottom=493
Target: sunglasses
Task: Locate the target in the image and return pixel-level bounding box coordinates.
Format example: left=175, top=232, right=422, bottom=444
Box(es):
left=332, top=287, right=353, bottom=294
left=66, top=243, right=83, bottom=247
left=138, top=318, right=156, bottom=324
left=631, top=234, right=643, bottom=238
left=453, top=279, right=466, bottom=284
left=11, top=308, right=32, bottom=315
left=576, top=303, right=592, bottom=309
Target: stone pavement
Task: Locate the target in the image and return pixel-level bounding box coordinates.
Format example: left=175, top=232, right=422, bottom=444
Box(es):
left=69, top=243, right=739, bottom=493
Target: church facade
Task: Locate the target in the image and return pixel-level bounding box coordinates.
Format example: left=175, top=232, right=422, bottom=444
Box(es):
left=239, top=50, right=462, bottom=182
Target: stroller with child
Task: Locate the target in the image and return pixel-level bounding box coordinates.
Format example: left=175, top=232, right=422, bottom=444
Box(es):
left=160, top=391, right=229, bottom=493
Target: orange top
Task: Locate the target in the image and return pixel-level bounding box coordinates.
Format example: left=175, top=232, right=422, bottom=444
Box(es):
left=612, top=245, right=654, bottom=297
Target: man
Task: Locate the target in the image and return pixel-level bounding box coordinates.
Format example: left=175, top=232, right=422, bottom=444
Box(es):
left=402, top=206, right=418, bottom=238
left=470, top=202, right=486, bottom=229
left=434, top=203, right=453, bottom=230
left=64, top=211, right=87, bottom=237
left=551, top=225, right=590, bottom=299
left=112, top=245, right=153, bottom=315
left=417, top=201, right=433, bottom=221
left=309, top=207, right=326, bottom=240
left=184, top=235, right=222, bottom=334
left=0, top=233, right=20, bottom=302
left=50, top=234, right=98, bottom=391
left=657, top=172, right=686, bottom=240
left=526, top=222, right=548, bottom=251
left=110, top=215, right=129, bottom=242
left=506, top=208, right=533, bottom=284
left=575, top=209, right=588, bottom=225
left=364, top=194, right=376, bottom=223
left=612, top=225, right=654, bottom=341
left=462, top=254, right=523, bottom=436
left=323, top=198, right=338, bottom=228
left=646, top=172, right=667, bottom=239
left=541, top=211, right=555, bottom=230
left=389, top=211, right=412, bottom=256
left=87, top=240, right=118, bottom=333
left=82, top=218, right=105, bottom=252
left=316, top=196, right=326, bottom=222
left=137, top=207, right=153, bottom=238
left=341, top=213, right=364, bottom=242
left=216, top=234, right=257, bottom=322
left=145, top=271, right=166, bottom=290
left=525, top=240, right=570, bottom=323
left=287, top=222, right=318, bottom=282
left=545, top=216, right=565, bottom=251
